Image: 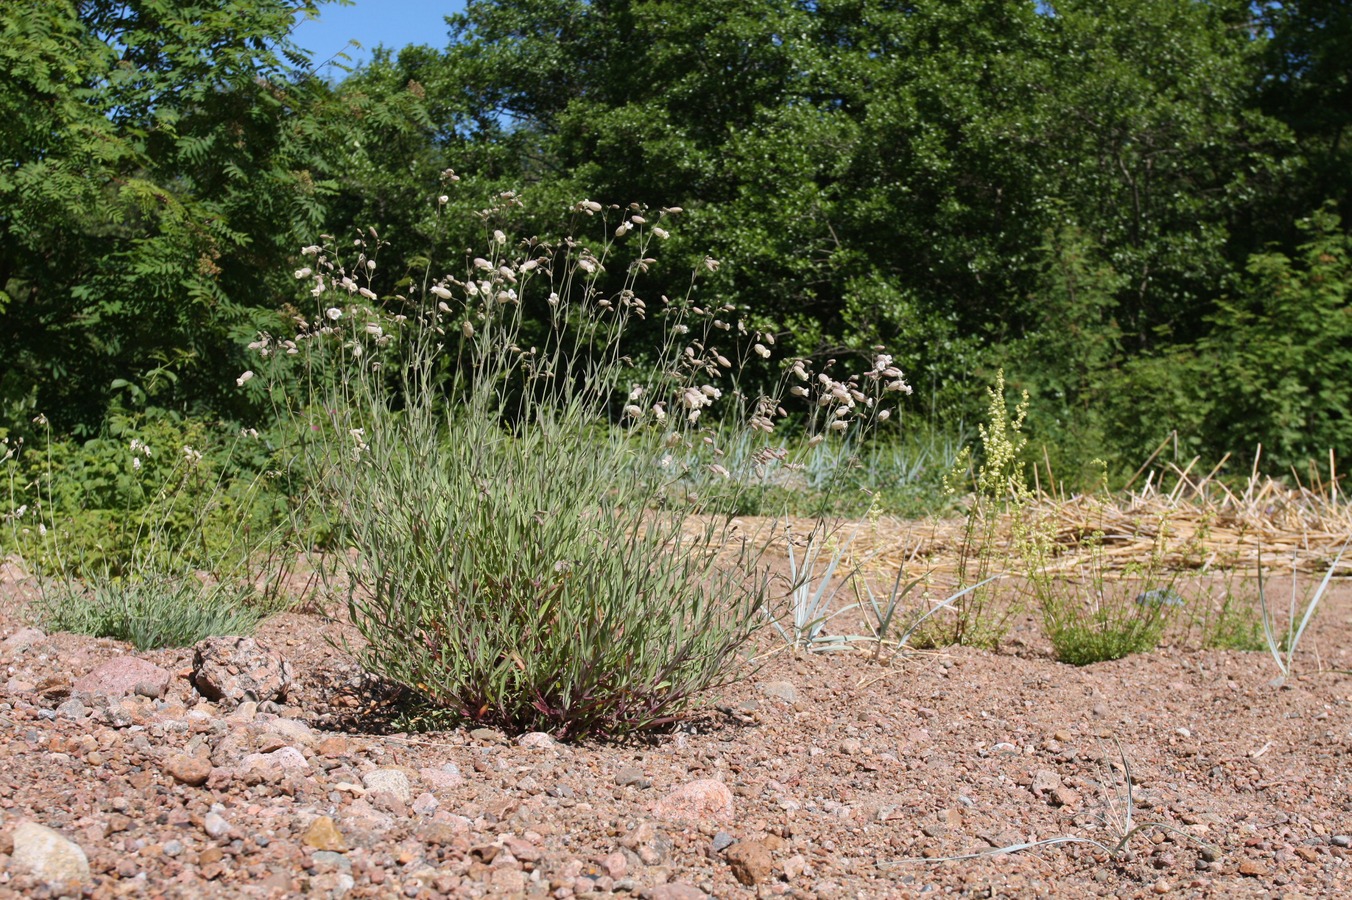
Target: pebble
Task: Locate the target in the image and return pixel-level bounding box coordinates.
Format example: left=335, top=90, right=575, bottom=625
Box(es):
left=203, top=811, right=232, bottom=839
left=761, top=681, right=798, bottom=704
left=164, top=752, right=212, bottom=786
left=303, top=816, right=348, bottom=852
left=1332, top=835, right=1351, bottom=848
left=10, top=821, right=91, bottom=885
left=363, top=767, right=413, bottom=804
left=724, top=838, right=774, bottom=886
left=615, top=766, right=651, bottom=788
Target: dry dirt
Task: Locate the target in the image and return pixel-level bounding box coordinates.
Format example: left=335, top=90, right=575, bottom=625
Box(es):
left=1, top=528, right=1351, bottom=899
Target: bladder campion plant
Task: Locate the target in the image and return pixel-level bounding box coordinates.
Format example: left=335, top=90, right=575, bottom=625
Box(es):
left=250, top=193, right=906, bottom=739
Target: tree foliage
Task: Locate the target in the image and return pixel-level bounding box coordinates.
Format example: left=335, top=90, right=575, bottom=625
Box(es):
left=3, top=0, right=1350, bottom=479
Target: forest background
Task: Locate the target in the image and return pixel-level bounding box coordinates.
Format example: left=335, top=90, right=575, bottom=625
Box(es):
left=3, top=0, right=1351, bottom=495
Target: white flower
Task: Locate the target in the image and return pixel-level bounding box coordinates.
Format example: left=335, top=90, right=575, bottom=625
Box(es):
left=714, top=353, right=731, bottom=368
left=132, top=457, right=141, bottom=470
left=438, top=194, right=449, bottom=204
left=496, top=289, right=517, bottom=304
left=358, top=287, right=377, bottom=300
left=547, top=292, right=560, bottom=305
left=461, top=321, right=474, bottom=338
left=703, top=257, right=720, bottom=272
left=754, top=343, right=770, bottom=359
left=364, top=323, right=383, bottom=336
left=493, top=229, right=507, bottom=245
left=430, top=284, right=453, bottom=300
left=438, top=301, right=452, bottom=313
left=708, top=463, right=730, bottom=479
left=578, top=259, right=596, bottom=274
left=294, top=267, right=312, bottom=279
left=789, top=385, right=808, bottom=397
left=878, top=409, right=891, bottom=422
left=830, top=420, right=849, bottom=432
left=236, top=370, right=255, bottom=387
left=473, top=257, right=492, bottom=270
left=652, top=227, right=669, bottom=239
left=615, top=222, right=632, bottom=237
left=624, top=404, right=643, bottom=419
left=326, top=307, right=343, bottom=321
left=629, top=385, right=644, bottom=401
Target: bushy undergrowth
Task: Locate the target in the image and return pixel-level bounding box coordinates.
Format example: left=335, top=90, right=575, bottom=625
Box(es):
left=3, top=411, right=296, bottom=648
left=251, top=196, right=903, bottom=739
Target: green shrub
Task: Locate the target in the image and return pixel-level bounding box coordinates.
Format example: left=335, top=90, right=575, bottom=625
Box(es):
left=257, top=197, right=902, bottom=739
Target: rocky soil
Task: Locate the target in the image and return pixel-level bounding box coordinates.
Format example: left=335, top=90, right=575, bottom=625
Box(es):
left=1, top=558, right=1351, bottom=899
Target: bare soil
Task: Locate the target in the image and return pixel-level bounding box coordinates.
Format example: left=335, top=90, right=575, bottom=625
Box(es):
left=1, top=525, right=1351, bottom=899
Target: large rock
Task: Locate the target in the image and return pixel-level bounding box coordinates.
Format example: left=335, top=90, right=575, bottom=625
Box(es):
left=191, top=636, right=292, bottom=709
left=0, top=627, right=45, bottom=660
left=71, top=656, right=173, bottom=699
left=10, top=821, right=91, bottom=885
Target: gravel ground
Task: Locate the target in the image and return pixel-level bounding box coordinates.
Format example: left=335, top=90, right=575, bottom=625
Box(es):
left=1, top=550, right=1351, bottom=899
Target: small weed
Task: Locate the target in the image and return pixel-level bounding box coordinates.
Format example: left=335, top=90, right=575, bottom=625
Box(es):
left=1258, top=543, right=1348, bottom=682
left=914, top=370, right=1026, bottom=649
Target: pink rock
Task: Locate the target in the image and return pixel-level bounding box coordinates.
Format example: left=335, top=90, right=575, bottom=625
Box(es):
left=72, top=656, right=173, bottom=699
left=191, top=636, right=292, bottom=709
left=239, top=746, right=309, bottom=772
left=419, top=763, right=463, bottom=791
left=0, top=627, right=45, bottom=658
left=652, top=779, right=735, bottom=823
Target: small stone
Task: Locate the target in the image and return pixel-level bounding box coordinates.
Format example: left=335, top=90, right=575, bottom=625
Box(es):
left=517, top=732, right=556, bottom=749
left=240, top=745, right=309, bottom=773
left=601, top=851, right=627, bottom=880
left=1031, top=770, right=1060, bottom=796
left=724, top=839, right=773, bottom=886
left=615, top=766, right=650, bottom=788
left=1152, top=879, right=1173, bottom=894
left=411, top=792, right=439, bottom=816
left=302, top=816, right=348, bottom=852
left=1050, top=786, right=1081, bottom=807
left=10, top=821, right=91, bottom=885
left=71, top=657, right=172, bottom=700
left=164, top=752, right=212, bottom=786
left=761, top=681, right=797, bottom=704
left=710, top=831, right=734, bottom=852
left=1238, top=859, right=1269, bottom=877
left=311, top=850, right=352, bottom=872
left=652, top=779, right=734, bottom=823
left=363, top=768, right=413, bottom=804
left=203, top=812, right=232, bottom=839
left=1175, top=727, right=1191, bottom=739
left=469, top=727, right=503, bottom=743
left=839, top=738, right=862, bottom=755
left=621, top=822, right=673, bottom=866
left=783, top=854, right=808, bottom=881
left=1332, top=835, right=1352, bottom=848
left=55, top=699, right=87, bottom=720
left=1052, top=730, right=1073, bottom=743
left=501, top=835, right=541, bottom=864
left=419, top=763, right=463, bottom=791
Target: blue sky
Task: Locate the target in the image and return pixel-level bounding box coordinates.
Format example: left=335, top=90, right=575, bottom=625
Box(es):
left=291, top=1, right=468, bottom=71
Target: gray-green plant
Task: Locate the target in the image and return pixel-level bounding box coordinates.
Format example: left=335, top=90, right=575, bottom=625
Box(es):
left=1257, top=543, right=1348, bottom=682
left=257, top=196, right=903, bottom=739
